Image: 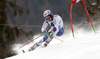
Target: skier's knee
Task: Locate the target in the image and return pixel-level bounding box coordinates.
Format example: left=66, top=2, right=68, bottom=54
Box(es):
left=43, top=35, right=48, bottom=42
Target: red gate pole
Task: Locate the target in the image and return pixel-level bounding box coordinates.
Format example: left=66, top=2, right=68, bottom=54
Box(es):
left=82, top=0, right=95, bottom=32
left=0, top=44, right=7, bottom=58
left=70, top=1, right=75, bottom=38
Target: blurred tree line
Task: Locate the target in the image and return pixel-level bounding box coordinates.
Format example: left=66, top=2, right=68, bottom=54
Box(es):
left=0, top=0, right=31, bottom=59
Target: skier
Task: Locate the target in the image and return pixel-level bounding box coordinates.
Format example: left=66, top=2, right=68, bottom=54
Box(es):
left=28, top=10, right=64, bottom=51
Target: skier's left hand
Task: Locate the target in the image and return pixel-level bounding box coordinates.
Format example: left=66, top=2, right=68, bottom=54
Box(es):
left=48, top=31, right=54, bottom=39
left=43, top=30, right=48, bottom=35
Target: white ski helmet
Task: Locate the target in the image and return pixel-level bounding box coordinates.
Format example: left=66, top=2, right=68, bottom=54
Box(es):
left=43, top=10, right=53, bottom=19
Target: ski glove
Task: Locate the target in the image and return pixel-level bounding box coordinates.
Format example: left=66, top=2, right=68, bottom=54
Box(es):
left=48, top=31, right=54, bottom=39
left=43, top=30, right=48, bottom=35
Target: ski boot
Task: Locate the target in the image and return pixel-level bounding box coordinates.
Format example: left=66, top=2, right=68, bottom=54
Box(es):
left=28, top=43, right=39, bottom=51
left=43, top=37, right=53, bottom=47
left=28, top=39, right=43, bottom=51
left=44, top=41, right=50, bottom=47
left=43, top=32, right=54, bottom=47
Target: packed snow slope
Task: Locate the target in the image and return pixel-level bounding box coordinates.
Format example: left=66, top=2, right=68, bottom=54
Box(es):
left=6, top=32, right=100, bottom=59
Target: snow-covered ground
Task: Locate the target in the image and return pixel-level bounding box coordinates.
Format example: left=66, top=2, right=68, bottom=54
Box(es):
left=5, top=30, right=100, bottom=59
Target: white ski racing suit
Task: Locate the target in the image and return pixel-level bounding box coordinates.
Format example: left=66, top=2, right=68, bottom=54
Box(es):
left=38, top=14, right=64, bottom=45
left=29, top=14, right=64, bottom=51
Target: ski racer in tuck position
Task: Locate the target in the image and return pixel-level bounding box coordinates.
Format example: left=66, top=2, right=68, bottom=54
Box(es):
left=28, top=10, right=64, bottom=51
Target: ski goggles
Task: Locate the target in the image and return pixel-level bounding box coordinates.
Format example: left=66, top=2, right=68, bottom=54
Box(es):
left=45, top=16, right=51, bottom=20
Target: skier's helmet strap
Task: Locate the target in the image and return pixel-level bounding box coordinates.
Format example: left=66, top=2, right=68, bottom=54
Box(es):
left=43, top=10, right=53, bottom=20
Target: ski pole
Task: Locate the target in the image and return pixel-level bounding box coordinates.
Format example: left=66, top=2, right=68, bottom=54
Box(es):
left=11, top=34, right=43, bottom=54
left=54, top=37, right=64, bottom=42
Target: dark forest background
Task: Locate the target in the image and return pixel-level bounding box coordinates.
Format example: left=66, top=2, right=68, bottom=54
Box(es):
left=0, top=0, right=100, bottom=59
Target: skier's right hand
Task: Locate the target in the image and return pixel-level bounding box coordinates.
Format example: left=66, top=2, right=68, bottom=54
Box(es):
left=48, top=31, right=54, bottom=39
left=43, top=30, right=48, bottom=35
